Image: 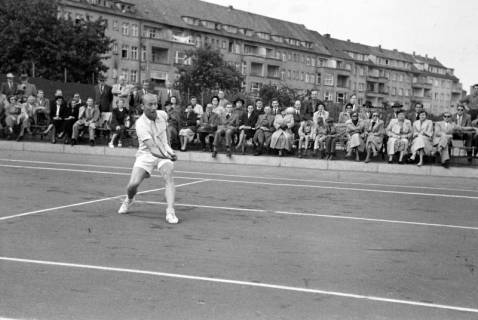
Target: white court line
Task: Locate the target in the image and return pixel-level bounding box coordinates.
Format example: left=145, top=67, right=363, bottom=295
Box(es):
left=136, top=201, right=478, bottom=231
left=0, top=180, right=208, bottom=222
left=1, top=164, right=477, bottom=200
left=1, top=257, right=477, bottom=314
left=1, top=158, right=476, bottom=193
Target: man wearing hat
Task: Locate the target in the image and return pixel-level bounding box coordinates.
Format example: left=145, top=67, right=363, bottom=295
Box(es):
left=49, top=91, right=70, bottom=144
left=1, top=73, right=18, bottom=97
left=385, top=102, right=403, bottom=127
left=17, top=74, right=37, bottom=97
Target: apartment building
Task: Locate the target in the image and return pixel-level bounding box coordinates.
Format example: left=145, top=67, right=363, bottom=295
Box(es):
left=59, top=0, right=462, bottom=115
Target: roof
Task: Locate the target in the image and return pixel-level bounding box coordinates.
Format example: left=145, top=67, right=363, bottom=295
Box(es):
left=130, top=0, right=328, bottom=53
left=412, top=54, right=445, bottom=68
left=312, top=34, right=359, bottom=61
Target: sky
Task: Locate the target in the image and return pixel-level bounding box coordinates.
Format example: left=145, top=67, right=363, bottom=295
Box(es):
left=205, top=0, right=477, bottom=93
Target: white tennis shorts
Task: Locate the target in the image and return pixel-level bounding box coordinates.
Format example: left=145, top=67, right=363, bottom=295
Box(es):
left=133, top=153, right=172, bottom=176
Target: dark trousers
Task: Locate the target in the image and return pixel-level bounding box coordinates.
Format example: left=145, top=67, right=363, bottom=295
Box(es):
left=325, top=136, right=337, bottom=154
left=198, top=132, right=214, bottom=149
left=453, top=132, right=474, bottom=157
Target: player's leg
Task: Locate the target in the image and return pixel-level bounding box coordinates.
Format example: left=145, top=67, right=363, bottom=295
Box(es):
left=118, top=166, right=149, bottom=214
left=158, top=160, right=178, bottom=224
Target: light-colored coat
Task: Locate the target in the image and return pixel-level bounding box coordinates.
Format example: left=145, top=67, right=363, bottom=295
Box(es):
left=411, top=119, right=433, bottom=155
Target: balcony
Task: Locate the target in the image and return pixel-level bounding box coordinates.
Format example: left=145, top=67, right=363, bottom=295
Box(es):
left=366, top=90, right=387, bottom=98
left=412, top=78, right=432, bottom=89
left=366, top=75, right=387, bottom=83
left=451, top=84, right=462, bottom=94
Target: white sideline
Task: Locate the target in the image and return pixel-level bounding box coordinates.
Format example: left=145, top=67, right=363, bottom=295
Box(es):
left=1, top=256, right=477, bottom=314
left=136, top=200, right=478, bottom=231
left=1, top=158, right=477, bottom=193
left=1, top=164, right=477, bottom=200
left=0, top=180, right=208, bottom=222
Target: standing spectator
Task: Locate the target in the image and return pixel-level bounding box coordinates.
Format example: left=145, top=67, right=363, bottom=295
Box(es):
left=386, top=109, right=412, bottom=164
left=271, top=98, right=281, bottom=116
left=237, top=104, right=257, bottom=154
left=17, top=74, right=37, bottom=97
left=345, top=112, right=366, bottom=161
left=433, top=112, right=456, bottom=168
left=385, top=102, right=404, bottom=127
left=212, top=103, right=240, bottom=158
left=190, top=96, right=203, bottom=119
left=359, top=101, right=372, bottom=122
left=1, top=73, right=18, bottom=97
left=71, top=97, right=100, bottom=146
left=108, top=98, right=129, bottom=148
left=407, top=102, right=424, bottom=122
left=349, top=94, right=359, bottom=112
left=5, top=95, right=26, bottom=140
left=338, top=103, right=353, bottom=123
left=410, top=110, right=433, bottom=166
left=253, top=99, right=265, bottom=116
left=112, top=75, right=131, bottom=108
left=94, top=76, right=113, bottom=113
left=270, top=107, right=295, bottom=156
left=211, top=95, right=224, bottom=116
left=233, top=97, right=245, bottom=114
left=452, top=105, right=474, bottom=163
left=164, top=101, right=180, bottom=148
left=364, top=111, right=385, bottom=163
left=217, top=90, right=230, bottom=109
left=129, top=84, right=142, bottom=111
left=197, top=103, right=218, bottom=151
left=178, top=104, right=197, bottom=151
left=253, top=105, right=275, bottom=156
left=34, top=90, right=50, bottom=125
left=292, top=100, right=303, bottom=139
left=297, top=117, right=315, bottom=158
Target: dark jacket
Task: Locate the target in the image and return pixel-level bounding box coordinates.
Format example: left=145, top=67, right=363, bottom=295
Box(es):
left=94, top=84, right=113, bottom=113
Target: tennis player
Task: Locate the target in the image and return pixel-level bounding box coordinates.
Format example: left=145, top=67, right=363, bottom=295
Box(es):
left=118, top=94, right=179, bottom=223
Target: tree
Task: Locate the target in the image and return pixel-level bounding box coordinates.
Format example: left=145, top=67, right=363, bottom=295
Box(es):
left=174, top=45, right=244, bottom=102
left=258, top=83, right=298, bottom=107
left=0, top=0, right=112, bottom=83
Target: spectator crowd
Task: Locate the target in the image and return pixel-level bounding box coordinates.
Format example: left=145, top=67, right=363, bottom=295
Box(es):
left=1, top=72, right=477, bottom=168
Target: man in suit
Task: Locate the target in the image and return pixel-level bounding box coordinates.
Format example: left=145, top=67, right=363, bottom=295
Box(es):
left=253, top=98, right=265, bottom=117
left=49, top=95, right=71, bottom=144
left=197, top=103, right=219, bottom=151
left=253, top=105, right=275, bottom=155
left=71, top=97, right=100, bottom=146
left=292, top=100, right=312, bottom=139
left=17, top=74, right=37, bottom=97
left=433, top=112, right=456, bottom=168
left=271, top=98, right=281, bottom=116
left=1, top=73, right=18, bottom=97
left=453, top=105, right=474, bottom=162
left=407, top=102, right=424, bottom=122
left=212, top=103, right=240, bottom=158
left=94, top=77, right=113, bottom=113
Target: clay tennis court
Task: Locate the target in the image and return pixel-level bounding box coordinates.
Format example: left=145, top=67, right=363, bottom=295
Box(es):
left=1, top=150, right=477, bottom=319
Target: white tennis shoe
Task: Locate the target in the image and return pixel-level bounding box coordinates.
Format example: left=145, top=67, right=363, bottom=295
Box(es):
left=118, top=197, right=134, bottom=214
left=165, top=208, right=179, bottom=224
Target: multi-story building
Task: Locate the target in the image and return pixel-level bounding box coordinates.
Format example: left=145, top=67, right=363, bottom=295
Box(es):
left=59, top=0, right=462, bottom=115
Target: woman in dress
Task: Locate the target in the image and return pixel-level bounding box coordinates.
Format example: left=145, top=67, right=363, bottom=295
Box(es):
left=410, top=110, right=433, bottom=166
left=270, top=107, right=295, bottom=156
left=178, top=104, right=198, bottom=151
left=386, top=109, right=412, bottom=164
left=345, top=112, right=365, bottom=161
left=364, top=111, right=385, bottom=163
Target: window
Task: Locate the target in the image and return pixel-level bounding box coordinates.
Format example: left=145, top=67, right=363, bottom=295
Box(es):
left=175, top=51, right=191, bottom=65
left=311, top=58, right=316, bottom=67
left=241, top=61, right=247, bottom=75
left=282, top=53, right=287, bottom=62
left=310, top=75, right=315, bottom=84
left=399, top=88, right=403, bottom=96
left=359, top=83, right=365, bottom=92
left=434, top=79, right=439, bottom=87
left=287, top=70, right=291, bottom=80
left=251, top=82, right=262, bottom=93
left=324, top=91, right=332, bottom=101
left=113, top=20, right=118, bottom=31
left=131, top=24, right=138, bottom=37
left=306, top=57, right=311, bottom=65
left=131, top=46, right=138, bottom=60
left=121, top=44, right=129, bottom=59
left=391, top=87, right=396, bottom=96
left=305, top=73, right=310, bottom=83
left=399, top=74, right=403, bottom=82
left=391, top=73, right=397, bottom=81
left=256, top=32, right=271, bottom=40
left=141, top=46, right=146, bottom=61
left=300, top=72, right=305, bottom=81
left=121, top=69, right=128, bottom=80
left=112, top=41, right=118, bottom=54
left=122, top=23, right=129, bottom=36
left=324, top=73, right=334, bottom=86
left=130, top=70, right=137, bottom=83
left=200, top=20, right=216, bottom=29
left=336, top=92, right=346, bottom=103
left=221, top=41, right=227, bottom=49
left=316, top=73, right=321, bottom=85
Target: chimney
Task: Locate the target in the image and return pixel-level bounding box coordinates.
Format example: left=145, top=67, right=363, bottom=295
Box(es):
left=393, top=49, right=397, bottom=52
left=425, top=54, right=428, bottom=58
left=378, top=45, right=381, bottom=49
left=413, top=51, right=416, bottom=56
left=347, top=39, right=350, bottom=42
left=228, top=5, right=233, bottom=10
left=324, top=33, right=330, bottom=38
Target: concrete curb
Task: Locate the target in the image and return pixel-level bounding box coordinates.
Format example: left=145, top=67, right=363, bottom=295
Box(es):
left=1, top=140, right=476, bottom=179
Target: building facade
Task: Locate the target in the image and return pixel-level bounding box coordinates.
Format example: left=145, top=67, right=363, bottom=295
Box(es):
left=59, top=0, right=463, bottom=115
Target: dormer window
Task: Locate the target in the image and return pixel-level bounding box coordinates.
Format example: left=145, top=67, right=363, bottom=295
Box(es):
left=256, top=32, right=271, bottom=40
left=200, top=20, right=216, bottom=29
left=223, top=25, right=237, bottom=33
left=271, top=35, right=283, bottom=43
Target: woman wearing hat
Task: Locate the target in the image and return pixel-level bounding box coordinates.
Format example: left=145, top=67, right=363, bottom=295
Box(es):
left=345, top=112, right=366, bottom=161
left=270, top=107, right=295, bottom=156
left=364, top=111, right=385, bottom=163
left=386, top=109, right=412, bottom=164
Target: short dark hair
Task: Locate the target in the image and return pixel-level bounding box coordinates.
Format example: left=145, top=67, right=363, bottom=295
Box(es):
left=190, top=96, right=197, bottom=100
left=345, top=103, right=353, bottom=109
left=211, top=95, right=219, bottom=102
left=418, top=110, right=427, bottom=116
left=271, top=98, right=279, bottom=103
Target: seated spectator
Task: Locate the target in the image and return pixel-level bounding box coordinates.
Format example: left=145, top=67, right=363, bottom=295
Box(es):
left=190, top=96, right=203, bottom=119
left=164, top=101, right=180, bottom=149
left=345, top=112, right=366, bottom=161
left=452, top=105, right=474, bottom=163
left=237, top=104, right=257, bottom=154
left=472, top=118, right=478, bottom=157
left=18, top=95, right=37, bottom=138
left=386, top=109, right=412, bottom=164
left=34, top=90, right=49, bottom=125
left=46, top=90, right=68, bottom=143
left=212, top=103, right=240, bottom=158
left=313, top=117, right=327, bottom=158
left=211, top=95, right=224, bottom=116
left=170, top=96, right=182, bottom=113
left=410, top=110, right=433, bottom=166
left=108, top=98, right=129, bottom=148
left=297, top=117, right=315, bottom=158
left=178, top=104, right=197, bottom=151
left=312, top=101, right=329, bottom=125
left=234, top=97, right=245, bottom=113
left=253, top=105, right=275, bottom=156
left=338, top=103, right=353, bottom=123
left=364, top=112, right=385, bottom=163
left=323, top=118, right=338, bottom=160
left=71, top=97, right=100, bottom=146
left=433, top=112, right=456, bottom=168
left=270, top=107, right=295, bottom=156
left=5, top=95, right=27, bottom=140
left=197, top=103, right=218, bottom=151
left=63, top=93, right=84, bottom=144
left=0, top=93, right=7, bottom=129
